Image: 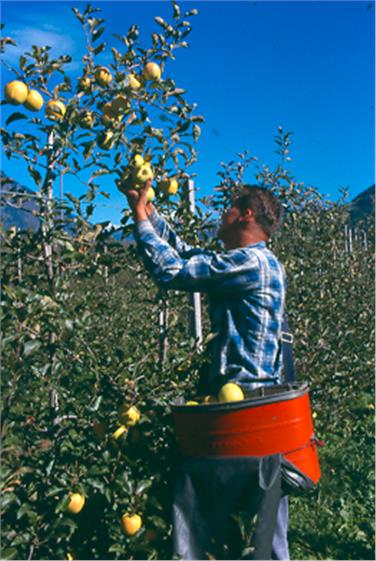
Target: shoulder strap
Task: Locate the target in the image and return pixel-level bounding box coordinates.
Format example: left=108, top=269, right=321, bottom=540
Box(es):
left=281, top=315, right=296, bottom=382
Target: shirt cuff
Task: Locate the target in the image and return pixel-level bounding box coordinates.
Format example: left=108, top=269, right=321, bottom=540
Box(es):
left=148, top=207, right=159, bottom=227
left=134, top=218, right=155, bottom=240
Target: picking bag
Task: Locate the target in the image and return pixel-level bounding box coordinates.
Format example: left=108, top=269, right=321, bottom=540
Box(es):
left=172, top=382, right=321, bottom=486
left=172, top=454, right=282, bottom=560
left=171, top=319, right=322, bottom=559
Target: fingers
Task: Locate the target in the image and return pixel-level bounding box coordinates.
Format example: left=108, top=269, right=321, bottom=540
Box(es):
left=139, top=180, right=151, bottom=196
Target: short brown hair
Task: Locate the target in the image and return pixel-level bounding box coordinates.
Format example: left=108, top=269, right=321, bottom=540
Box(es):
left=234, top=184, right=284, bottom=237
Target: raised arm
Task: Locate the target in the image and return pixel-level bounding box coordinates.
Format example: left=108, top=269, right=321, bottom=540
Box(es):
left=146, top=203, right=208, bottom=258
left=135, top=220, right=261, bottom=294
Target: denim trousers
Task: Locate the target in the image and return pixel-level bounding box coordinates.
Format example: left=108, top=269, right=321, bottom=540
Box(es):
left=271, top=496, right=290, bottom=560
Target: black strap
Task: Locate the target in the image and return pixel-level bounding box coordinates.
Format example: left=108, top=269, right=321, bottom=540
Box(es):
left=281, top=315, right=296, bottom=382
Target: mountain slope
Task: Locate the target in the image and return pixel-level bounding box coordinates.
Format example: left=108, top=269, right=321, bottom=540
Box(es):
left=347, top=185, right=375, bottom=227
left=1, top=173, right=374, bottom=232
left=0, top=173, right=40, bottom=231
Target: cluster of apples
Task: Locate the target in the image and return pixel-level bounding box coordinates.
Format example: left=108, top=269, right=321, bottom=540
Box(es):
left=119, top=154, right=179, bottom=202
left=65, top=405, right=143, bottom=537
left=83, top=62, right=162, bottom=151
left=3, top=79, right=68, bottom=121
left=3, top=60, right=162, bottom=138
left=185, top=382, right=245, bottom=406
left=4, top=80, right=44, bottom=112
left=88, top=61, right=161, bottom=91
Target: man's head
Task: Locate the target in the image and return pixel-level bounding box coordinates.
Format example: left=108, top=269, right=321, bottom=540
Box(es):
left=218, top=184, right=284, bottom=249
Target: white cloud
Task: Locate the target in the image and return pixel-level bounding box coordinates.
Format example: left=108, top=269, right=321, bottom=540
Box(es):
left=3, top=17, right=82, bottom=72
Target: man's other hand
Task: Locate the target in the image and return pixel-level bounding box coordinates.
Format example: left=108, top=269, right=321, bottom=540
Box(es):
left=121, top=180, right=153, bottom=222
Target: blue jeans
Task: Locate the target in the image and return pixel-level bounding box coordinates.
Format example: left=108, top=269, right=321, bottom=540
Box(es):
left=272, top=496, right=289, bottom=560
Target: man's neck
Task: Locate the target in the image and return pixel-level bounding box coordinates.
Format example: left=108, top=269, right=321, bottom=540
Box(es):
left=224, top=231, right=268, bottom=250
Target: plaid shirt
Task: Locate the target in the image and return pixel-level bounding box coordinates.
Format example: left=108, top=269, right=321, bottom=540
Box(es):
left=135, top=209, right=286, bottom=390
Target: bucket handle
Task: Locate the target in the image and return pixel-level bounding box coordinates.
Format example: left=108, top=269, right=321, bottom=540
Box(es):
left=283, top=435, right=324, bottom=457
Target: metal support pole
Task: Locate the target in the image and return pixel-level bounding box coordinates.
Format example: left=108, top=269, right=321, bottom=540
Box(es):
left=363, top=229, right=368, bottom=251
left=187, top=179, right=203, bottom=352
left=59, top=169, right=64, bottom=222
left=103, top=244, right=109, bottom=286
left=17, top=227, right=22, bottom=282
left=158, top=291, right=169, bottom=366
left=41, top=131, right=55, bottom=281
left=348, top=226, right=353, bottom=254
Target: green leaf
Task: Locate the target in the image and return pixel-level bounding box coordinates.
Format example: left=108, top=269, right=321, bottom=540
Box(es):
left=155, top=17, right=167, bottom=28
left=19, top=55, right=27, bottom=70
left=45, top=486, right=65, bottom=497
left=104, top=487, right=112, bottom=503
left=88, top=396, right=102, bottom=412
left=1, top=548, right=18, bottom=559
left=16, top=502, right=32, bottom=520
left=88, top=479, right=105, bottom=492
left=28, top=165, right=42, bottom=187
left=193, top=124, right=201, bottom=142
left=191, top=115, right=205, bottom=123
left=6, top=112, right=28, bottom=126
left=72, top=7, right=84, bottom=23
left=93, top=42, right=106, bottom=56
left=82, top=140, right=96, bottom=160
left=109, top=544, right=125, bottom=554
left=135, top=479, right=152, bottom=496
left=93, top=27, right=105, bottom=42
left=23, top=340, right=41, bottom=357
left=173, top=2, right=181, bottom=19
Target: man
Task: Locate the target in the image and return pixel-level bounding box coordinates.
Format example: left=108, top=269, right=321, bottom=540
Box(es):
left=123, top=180, right=289, bottom=560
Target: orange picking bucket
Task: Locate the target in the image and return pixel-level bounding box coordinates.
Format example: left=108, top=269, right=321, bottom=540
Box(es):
left=172, top=382, right=321, bottom=485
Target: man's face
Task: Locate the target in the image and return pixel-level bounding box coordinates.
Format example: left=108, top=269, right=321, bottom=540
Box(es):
left=217, top=205, right=242, bottom=243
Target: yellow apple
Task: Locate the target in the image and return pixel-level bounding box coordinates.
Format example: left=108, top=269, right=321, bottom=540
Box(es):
left=117, top=405, right=141, bottom=427
left=101, top=114, right=115, bottom=128
left=111, top=95, right=130, bottom=116
left=121, top=513, right=142, bottom=536
left=132, top=163, right=154, bottom=186
left=133, top=154, right=144, bottom=168
left=160, top=178, right=178, bottom=196
left=80, top=111, right=94, bottom=129
left=80, top=110, right=94, bottom=129
left=23, top=89, right=44, bottom=111
left=78, top=77, right=91, bottom=91
left=102, top=102, right=116, bottom=117
left=45, top=100, right=66, bottom=121
left=101, top=102, right=123, bottom=127
left=128, top=74, right=142, bottom=89
left=4, top=80, right=28, bottom=105
left=97, top=130, right=115, bottom=150
left=67, top=493, right=85, bottom=514
left=218, top=383, right=244, bottom=403
left=95, top=66, right=112, bottom=86
left=112, top=425, right=128, bottom=441
left=144, top=62, right=161, bottom=81
left=147, top=187, right=155, bottom=202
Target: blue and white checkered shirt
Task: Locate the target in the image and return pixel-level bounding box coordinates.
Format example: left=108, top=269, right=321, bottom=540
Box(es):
left=135, top=208, right=286, bottom=390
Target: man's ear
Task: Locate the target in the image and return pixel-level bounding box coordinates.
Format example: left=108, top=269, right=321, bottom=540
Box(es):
left=238, top=208, right=254, bottom=224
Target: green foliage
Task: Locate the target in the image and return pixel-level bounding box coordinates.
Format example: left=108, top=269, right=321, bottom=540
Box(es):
left=1, top=4, right=374, bottom=561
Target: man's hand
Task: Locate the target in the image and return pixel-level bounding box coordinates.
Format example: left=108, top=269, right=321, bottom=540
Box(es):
left=121, top=180, right=153, bottom=222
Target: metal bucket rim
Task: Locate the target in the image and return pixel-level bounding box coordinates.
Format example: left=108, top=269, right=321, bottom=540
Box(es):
left=172, top=382, right=310, bottom=414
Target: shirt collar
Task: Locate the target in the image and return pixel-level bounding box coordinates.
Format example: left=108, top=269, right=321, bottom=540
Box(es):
left=246, top=241, right=267, bottom=249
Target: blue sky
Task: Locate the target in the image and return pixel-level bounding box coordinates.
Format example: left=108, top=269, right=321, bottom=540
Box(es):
left=1, top=0, right=375, bottom=224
